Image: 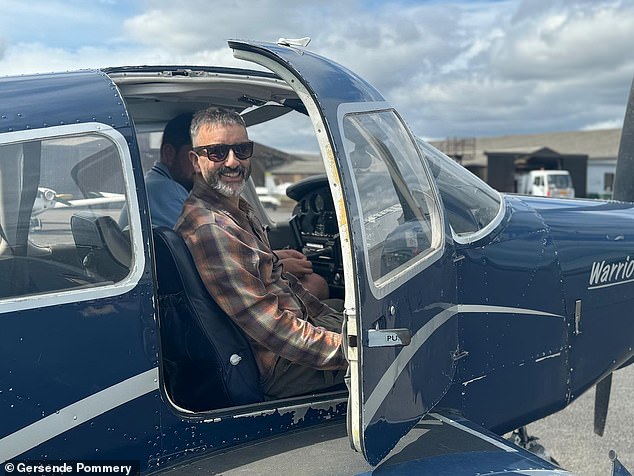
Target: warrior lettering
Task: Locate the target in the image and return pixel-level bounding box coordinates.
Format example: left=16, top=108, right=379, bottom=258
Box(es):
left=589, top=256, right=634, bottom=288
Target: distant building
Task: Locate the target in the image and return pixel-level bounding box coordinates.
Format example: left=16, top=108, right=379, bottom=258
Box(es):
left=261, top=129, right=622, bottom=200
left=431, top=128, right=621, bottom=199
left=266, top=154, right=326, bottom=185
left=250, top=143, right=304, bottom=186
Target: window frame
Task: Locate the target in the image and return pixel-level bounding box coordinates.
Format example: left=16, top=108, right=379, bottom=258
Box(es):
left=0, top=123, right=145, bottom=313
left=338, top=103, right=445, bottom=300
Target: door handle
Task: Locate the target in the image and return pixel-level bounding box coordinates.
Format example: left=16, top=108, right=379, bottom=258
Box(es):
left=366, top=328, right=411, bottom=348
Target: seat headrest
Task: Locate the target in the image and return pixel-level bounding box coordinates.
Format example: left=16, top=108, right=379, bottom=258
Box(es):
left=71, top=213, right=131, bottom=268
left=152, top=226, right=189, bottom=295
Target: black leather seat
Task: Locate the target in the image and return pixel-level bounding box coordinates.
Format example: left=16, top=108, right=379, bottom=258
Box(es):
left=71, top=212, right=131, bottom=282
left=152, top=226, right=263, bottom=411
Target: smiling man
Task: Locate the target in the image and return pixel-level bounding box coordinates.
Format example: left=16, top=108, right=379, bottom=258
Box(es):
left=175, top=108, right=347, bottom=398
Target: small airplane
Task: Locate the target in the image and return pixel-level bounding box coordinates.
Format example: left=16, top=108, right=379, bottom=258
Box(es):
left=31, top=187, right=125, bottom=230
left=263, top=171, right=294, bottom=197
left=254, top=187, right=282, bottom=211
left=0, top=38, right=632, bottom=475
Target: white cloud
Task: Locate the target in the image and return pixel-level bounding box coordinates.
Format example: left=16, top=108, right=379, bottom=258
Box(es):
left=583, top=119, right=623, bottom=130
left=489, top=1, right=634, bottom=79
left=0, top=0, right=632, bottom=141
left=383, top=0, right=634, bottom=137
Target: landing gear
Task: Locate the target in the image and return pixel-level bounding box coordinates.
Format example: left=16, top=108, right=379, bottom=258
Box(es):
left=508, top=426, right=559, bottom=466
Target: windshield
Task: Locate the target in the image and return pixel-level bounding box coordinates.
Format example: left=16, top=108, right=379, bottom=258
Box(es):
left=548, top=174, right=572, bottom=188
left=417, top=139, right=502, bottom=240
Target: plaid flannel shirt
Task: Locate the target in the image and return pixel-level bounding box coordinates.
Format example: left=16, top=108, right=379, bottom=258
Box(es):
left=175, top=179, right=346, bottom=381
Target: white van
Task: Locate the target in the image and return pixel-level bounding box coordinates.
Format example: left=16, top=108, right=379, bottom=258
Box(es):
left=515, top=170, right=575, bottom=198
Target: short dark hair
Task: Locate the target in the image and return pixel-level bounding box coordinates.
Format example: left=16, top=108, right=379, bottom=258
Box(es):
left=161, top=112, right=193, bottom=150
left=190, top=107, right=246, bottom=142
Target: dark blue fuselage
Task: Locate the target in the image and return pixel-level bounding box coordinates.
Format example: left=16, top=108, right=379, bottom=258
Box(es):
left=443, top=194, right=634, bottom=433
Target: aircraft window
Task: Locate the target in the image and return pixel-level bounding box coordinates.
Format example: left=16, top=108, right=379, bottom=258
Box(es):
left=417, top=139, right=501, bottom=238
left=343, top=111, right=441, bottom=285
left=0, top=133, right=131, bottom=299
left=247, top=110, right=323, bottom=224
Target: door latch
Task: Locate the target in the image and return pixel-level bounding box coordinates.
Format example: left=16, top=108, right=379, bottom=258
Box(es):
left=366, top=329, right=412, bottom=348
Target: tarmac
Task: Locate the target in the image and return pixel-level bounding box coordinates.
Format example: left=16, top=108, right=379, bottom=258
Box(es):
left=528, top=363, right=633, bottom=476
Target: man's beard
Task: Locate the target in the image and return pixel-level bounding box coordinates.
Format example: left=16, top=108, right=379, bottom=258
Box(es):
left=202, top=164, right=250, bottom=197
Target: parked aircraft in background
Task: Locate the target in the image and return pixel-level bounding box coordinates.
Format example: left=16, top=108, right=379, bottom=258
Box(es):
left=254, top=187, right=282, bottom=210
left=0, top=38, right=632, bottom=475
left=31, top=187, right=124, bottom=229
left=263, top=171, right=294, bottom=197
left=33, top=188, right=125, bottom=216
left=33, top=187, right=60, bottom=214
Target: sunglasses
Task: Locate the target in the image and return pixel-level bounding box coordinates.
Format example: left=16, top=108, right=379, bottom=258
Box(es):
left=192, top=141, right=254, bottom=162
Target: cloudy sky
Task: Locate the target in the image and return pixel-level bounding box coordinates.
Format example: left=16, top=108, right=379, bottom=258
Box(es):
left=1, top=0, right=633, bottom=142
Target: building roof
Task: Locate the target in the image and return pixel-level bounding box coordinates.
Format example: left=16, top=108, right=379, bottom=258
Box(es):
left=268, top=154, right=325, bottom=176
left=431, top=128, right=622, bottom=167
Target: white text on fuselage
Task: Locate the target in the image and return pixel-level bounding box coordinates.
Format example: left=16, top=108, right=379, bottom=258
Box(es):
left=588, top=256, right=634, bottom=290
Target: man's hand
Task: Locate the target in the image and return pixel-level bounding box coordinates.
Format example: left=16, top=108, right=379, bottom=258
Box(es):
left=276, top=249, right=313, bottom=278
left=275, top=249, right=330, bottom=300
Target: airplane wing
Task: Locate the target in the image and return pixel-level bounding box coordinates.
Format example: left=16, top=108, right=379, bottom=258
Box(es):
left=362, top=410, right=572, bottom=475
left=53, top=192, right=125, bottom=209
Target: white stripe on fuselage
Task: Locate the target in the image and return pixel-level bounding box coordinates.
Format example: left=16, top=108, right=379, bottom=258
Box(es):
left=430, top=412, right=518, bottom=452
left=364, top=304, right=563, bottom=425
left=0, top=368, right=159, bottom=463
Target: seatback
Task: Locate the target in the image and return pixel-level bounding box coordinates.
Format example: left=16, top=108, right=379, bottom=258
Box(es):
left=71, top=212, right=131, bottom=282
left=152, top=226, right=263, bottom=411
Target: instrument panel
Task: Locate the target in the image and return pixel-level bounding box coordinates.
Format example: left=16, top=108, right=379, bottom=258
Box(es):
left=297, top=190, right=338, bottom=237
left=287, top=176, right=344, bottom=296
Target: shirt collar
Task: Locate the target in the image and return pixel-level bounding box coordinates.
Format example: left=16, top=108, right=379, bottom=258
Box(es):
left=152, top=161, right=173, bottom=179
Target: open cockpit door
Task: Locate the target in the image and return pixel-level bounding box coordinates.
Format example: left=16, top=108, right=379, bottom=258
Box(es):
left=229, top=39, right=458, bottom=465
